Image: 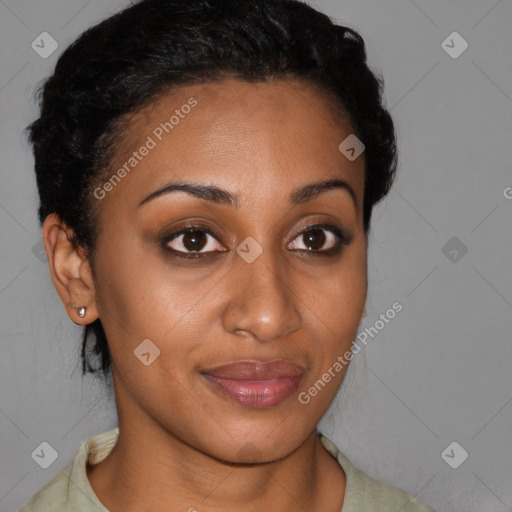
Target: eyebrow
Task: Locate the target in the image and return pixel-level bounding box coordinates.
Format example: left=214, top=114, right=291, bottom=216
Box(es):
left=138, top=177, right=357, bottom=209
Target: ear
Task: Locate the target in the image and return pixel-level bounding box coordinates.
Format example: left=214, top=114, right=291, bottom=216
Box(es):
left=42, top=213, right=99, bottom=325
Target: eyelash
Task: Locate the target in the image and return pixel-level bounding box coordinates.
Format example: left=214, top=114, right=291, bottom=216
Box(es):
left=160, top=222, right=353, bottom=260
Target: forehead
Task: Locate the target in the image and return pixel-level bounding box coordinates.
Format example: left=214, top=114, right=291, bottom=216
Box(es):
left=117, top=77, right=355, bottom=147
left=96, top=78, right=365, bottom=214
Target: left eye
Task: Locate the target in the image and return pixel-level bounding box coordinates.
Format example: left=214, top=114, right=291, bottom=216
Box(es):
left=288, top=225, right=340, bottom=252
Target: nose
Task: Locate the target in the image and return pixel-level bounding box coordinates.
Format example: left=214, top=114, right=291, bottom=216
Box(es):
left=221, top=246, right=302, bottom=343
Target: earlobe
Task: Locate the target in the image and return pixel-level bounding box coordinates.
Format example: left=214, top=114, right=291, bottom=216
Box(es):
left=42, top=213, right=99, bottom=325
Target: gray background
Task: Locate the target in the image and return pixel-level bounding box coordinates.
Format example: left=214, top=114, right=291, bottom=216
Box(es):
left=1, top=0, right=511, bottom=511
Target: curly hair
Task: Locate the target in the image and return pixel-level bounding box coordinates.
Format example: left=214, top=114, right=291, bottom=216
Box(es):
left=26, top=0, right=398, bottom=384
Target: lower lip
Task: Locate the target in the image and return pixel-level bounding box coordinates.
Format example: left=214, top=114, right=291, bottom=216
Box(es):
left=201, top=374, right=303, bottom=408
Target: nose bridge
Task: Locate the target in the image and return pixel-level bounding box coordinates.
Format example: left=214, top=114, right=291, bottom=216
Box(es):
left=221, top=242, right=302, bottom=343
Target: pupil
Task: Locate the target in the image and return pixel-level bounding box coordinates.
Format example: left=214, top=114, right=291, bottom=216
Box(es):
left=183, top=230, right=207, bottom=251
left=304, top=229, right=325, bottom=250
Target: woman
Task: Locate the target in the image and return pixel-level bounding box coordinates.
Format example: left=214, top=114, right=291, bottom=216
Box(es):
left=21, top=0, right=434, bottom=510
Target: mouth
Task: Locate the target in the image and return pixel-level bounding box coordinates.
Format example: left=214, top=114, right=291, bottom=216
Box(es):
left=200, top=359, right=306, bottom=409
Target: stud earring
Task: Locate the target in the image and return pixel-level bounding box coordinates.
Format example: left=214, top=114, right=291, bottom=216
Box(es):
left=72, top=304, right=87, bottom=318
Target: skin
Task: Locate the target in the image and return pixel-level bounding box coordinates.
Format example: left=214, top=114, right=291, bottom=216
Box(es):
left=43, top=77, right=367, bottom=512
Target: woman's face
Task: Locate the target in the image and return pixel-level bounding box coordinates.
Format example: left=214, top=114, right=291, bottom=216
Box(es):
left=88, top=78, right=367, bottom=462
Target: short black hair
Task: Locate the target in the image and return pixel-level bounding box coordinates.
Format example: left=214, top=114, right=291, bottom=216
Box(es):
left=26, top=0, right=398, bottom=384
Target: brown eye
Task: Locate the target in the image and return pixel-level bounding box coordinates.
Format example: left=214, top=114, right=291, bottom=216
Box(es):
left=164, top=226, right=226, bottom=257
left=301, top=228, right=326, bottom=251
left=289, top=225, right=341, bottom=252
left=181, top=230, right=208, bottom=252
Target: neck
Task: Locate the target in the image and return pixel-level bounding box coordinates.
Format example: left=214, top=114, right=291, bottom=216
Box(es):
left=86, top=371, right=345, bottom=512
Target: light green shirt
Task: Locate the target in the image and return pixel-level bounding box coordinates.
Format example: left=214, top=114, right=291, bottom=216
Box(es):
left=20, top=427, right=433, bottom=511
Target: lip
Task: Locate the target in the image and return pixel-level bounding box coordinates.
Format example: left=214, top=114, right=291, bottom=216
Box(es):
left=200, top=359, right=306, bottom=409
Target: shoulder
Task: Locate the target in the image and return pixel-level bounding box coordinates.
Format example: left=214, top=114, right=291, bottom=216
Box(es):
left=19, top=464, right=75, bottom=512
left=19, top=427, right=118, bottom=512
left=319, top=433, right=434, bottom=512
left=342, top=462, right=434, bottom=511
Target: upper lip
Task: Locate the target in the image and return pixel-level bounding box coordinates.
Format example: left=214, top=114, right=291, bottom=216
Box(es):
left=200, top=359, right=306, bottom=380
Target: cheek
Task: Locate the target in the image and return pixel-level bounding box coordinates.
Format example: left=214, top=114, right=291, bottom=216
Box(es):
left=298, top=266, right=366, bottom=412
left=302, top=241, right=367, bottom=375
left=309, top=242, right=367, bottom=331
left=92, top=239, right=221, bottom=378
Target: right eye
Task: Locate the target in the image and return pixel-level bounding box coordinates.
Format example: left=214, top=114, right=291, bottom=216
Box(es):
left=162, top=225, right=228, bottom=259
